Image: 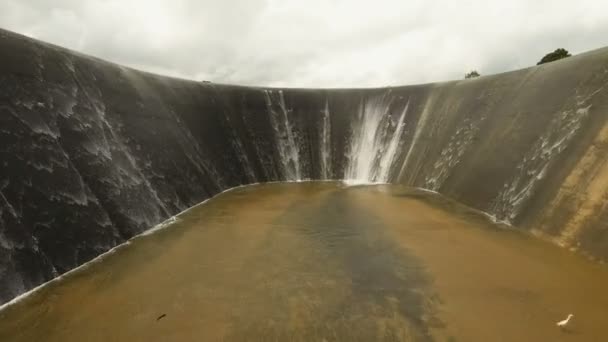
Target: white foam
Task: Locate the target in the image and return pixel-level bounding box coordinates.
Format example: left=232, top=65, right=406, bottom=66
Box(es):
left=0, top=240, right=130, bottom=312
left=264, top=90, right=302, bottom=181
left=342, top=179, right=389, bottom=186
left=319, top=98, right=332, bottom=180
left=344, top=93, right=409, bottom=183
left=0, top=179, right=518, bottom=313
left=424, top=115, right=485, bottom=191
left=414, top=187, right=440, bottom=195
left=0, top=179, right=353, bottom=312
left=490, top=103, right=592, bottom=223
left=0, top=183, right=253, bottom=313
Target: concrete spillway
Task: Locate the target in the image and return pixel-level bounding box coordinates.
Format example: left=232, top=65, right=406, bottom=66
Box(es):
left=4, top=183, right=608, bottom=341
left=1, top=27, right=608, bottom=305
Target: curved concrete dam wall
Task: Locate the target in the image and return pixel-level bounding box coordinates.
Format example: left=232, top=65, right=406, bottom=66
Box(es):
left=1, top=28, right=608, bottom=304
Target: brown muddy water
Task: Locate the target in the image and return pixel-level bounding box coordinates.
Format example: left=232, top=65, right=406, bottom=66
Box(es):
left=1, top=182, right=608, bottom=341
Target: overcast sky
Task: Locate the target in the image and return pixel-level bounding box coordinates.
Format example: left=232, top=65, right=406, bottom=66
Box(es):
left=1, top=0, right=608, bottom=87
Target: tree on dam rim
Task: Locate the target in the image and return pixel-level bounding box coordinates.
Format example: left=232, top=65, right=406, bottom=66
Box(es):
left=537, top=48, right=572, bottom=65
left=464, top=70, right=480, bottom=79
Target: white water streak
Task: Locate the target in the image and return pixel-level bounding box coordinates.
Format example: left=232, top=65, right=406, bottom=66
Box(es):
left=491, top=104, right=592, bottom=222
left=345, top=94, right=409, bottom=184
left=320, top=99, right=332, bottom=179
left=398, top=94, right=434, bottom=183
left=264, top=90, right=302, bottom=181
left=377, top=101, right=409, bottom=182
left=424, top=114, right=485, bottom=191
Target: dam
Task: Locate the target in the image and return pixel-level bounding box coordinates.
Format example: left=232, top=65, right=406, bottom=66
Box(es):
left=1, top=27, right=608, bottom=340
left=2, top=182, right=608, bottom=341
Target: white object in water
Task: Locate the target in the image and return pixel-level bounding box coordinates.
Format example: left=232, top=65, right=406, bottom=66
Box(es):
left=556, top=314, right=574, bottom=328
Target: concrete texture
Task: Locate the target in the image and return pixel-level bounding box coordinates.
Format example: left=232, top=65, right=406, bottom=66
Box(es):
left=1, top=27, right=608, bottom=304
left=3, top=183, right=608, bottom=341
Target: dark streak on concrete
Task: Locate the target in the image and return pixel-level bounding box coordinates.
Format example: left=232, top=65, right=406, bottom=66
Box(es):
left=2, top=27, right=608, bottom=304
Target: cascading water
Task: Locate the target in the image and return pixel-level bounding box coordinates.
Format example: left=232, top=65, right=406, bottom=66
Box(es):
left=319, top=99, right=332, bottom=179
left=377, top=101, right=409, bottom=182
left=264, top=89, right=302, bottom=181
left=491, top=102, right=593, bottom=223
left=344, top=93, right=410, bottom=184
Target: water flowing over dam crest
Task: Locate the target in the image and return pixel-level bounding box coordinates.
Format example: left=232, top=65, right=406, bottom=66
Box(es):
left=2, top=26, right=608, bottom=333
left=4, top=182, right=608, bottom=341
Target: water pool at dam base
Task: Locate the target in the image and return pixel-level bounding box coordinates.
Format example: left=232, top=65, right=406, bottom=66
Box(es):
left=1, top=182, right=608, bottom=341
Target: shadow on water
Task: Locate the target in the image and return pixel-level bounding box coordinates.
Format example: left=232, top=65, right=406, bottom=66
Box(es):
left=224, top=185, right=441, bottom=341
left=4, top=183, right=608, bottom=341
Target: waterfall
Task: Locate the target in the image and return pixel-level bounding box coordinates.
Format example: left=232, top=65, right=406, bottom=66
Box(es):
left=320, top=99, right=332, bottom=179
left=490, top=103, right=592, bottom=223
left=264, top=89, right=302, bottom=181
left=344, top=94, right=409, bottom=184
left=377, top=101, right=409, bottom=181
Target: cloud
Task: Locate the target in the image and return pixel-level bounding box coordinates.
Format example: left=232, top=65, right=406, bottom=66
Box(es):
left=1, top=0, right=608, bottom=87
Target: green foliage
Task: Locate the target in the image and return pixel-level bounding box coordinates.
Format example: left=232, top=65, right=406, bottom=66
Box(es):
left=537, top=48, right=571, bottom=65
left=464, top=70, right=480, bottom=79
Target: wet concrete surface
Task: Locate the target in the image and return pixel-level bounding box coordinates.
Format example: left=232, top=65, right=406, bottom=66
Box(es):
left=1, top=182, right=608, bottom=341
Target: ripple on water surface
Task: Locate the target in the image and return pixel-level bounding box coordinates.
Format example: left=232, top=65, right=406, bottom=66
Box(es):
left=1, top=182, right=608, bottom=341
